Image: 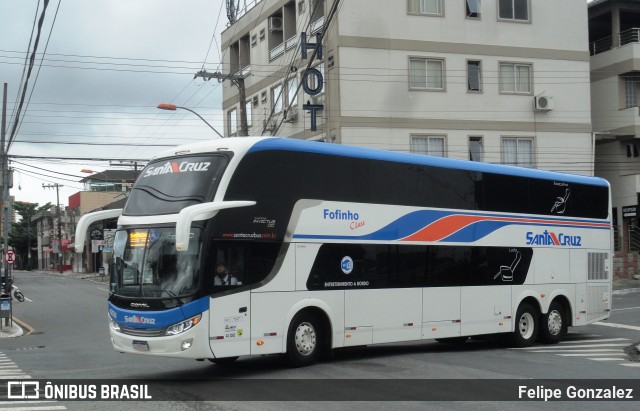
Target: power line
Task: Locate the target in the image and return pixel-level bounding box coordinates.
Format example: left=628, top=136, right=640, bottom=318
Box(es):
left=10, top=0, right=63, bottom=150
left=7, top=0, right=51, bottom=151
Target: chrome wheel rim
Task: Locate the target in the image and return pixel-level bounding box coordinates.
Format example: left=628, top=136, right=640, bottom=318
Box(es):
left=547, top=310, right=562, bottom=336
left=294, top=322, right=317, bottom=356
left=519, top=312, right=535, bottom=340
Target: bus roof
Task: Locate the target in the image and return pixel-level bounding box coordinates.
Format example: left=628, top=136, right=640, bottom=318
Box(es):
left=247, top=138, right=608, bottom=188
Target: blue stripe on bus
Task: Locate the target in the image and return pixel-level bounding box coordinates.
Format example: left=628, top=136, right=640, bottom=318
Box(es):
left=248, top=138, right=609, bottom=187
left=291, top=210, right=610, bottom=243
left=108, top=295, right=210, bottom=329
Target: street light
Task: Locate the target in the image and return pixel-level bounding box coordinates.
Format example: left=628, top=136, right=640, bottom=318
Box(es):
left=80, top=169, right=112, bottom=192
left=157, top=103, right=223, bottom=138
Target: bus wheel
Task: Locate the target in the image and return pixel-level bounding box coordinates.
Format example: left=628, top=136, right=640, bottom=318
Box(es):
left=510, top=303, right=538, bottom=347
left=539, top=301, right=567, bottom=344
left=286, top=312, right=321, bottom=367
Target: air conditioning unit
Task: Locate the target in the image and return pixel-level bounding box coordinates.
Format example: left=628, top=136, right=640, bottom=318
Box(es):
left=283, top=109, right=297, bottom=123
left=269, top=16, right=283, bottom=32
left=263, top=119, right=277, bottom=132
left=534, top=95, right=554, bottom=111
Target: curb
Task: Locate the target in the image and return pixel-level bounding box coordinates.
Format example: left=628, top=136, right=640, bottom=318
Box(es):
left=0, top=322, right=24, bottom=338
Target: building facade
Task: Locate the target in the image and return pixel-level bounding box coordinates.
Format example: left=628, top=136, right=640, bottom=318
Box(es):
left=589, top=0, right=640, bottom=263
left=222, top=0, right=594, bottom=175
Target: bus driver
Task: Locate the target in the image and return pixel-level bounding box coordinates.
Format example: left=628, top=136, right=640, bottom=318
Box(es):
left=213, top=263, right=238, bottom=286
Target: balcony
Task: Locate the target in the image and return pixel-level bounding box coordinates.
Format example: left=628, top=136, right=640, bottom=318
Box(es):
left=590, top=27, right=640, bottom=55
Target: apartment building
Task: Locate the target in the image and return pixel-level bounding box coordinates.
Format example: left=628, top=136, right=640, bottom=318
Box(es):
left=589, top=0, right=640, bottom=260
left=222, top=0, right=593, bottom=171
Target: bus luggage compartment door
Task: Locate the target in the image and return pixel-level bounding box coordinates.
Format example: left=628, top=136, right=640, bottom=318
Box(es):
left=209, top=292, right=251, bottom=358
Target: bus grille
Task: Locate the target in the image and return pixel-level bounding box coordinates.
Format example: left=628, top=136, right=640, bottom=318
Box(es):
left=587, top=252, right=609, bottom=281
left=120, top=326, right=166, bottom=337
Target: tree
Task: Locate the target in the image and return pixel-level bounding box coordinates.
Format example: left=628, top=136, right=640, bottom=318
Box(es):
left=9, top=201, right=52, bottom=270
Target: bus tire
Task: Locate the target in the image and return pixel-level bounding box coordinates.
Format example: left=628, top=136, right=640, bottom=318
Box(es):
left=286, top=312, right=322, bottom=367
left=510, top=302, right=538, bottom=348
left=539, top=301, right=567, bottom=344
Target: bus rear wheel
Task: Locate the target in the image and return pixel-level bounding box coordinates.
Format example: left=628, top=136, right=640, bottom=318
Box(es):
left=510, top=303, right=538, bottom=347
left=286, top=312, right=322, bottom=367
left=539, top=301, right=567, bottom=344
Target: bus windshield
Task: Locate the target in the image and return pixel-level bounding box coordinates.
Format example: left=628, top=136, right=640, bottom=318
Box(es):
left=124, top=154, right=230, bottom=216
left=112, top=228, right=202, bottom=299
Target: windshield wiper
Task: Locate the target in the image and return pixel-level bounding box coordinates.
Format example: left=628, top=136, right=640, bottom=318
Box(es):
left=160, top=289, right=184, bottom=306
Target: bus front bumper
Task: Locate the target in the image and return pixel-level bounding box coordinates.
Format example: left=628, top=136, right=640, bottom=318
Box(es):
left=110, top=317, right=213, bottom=359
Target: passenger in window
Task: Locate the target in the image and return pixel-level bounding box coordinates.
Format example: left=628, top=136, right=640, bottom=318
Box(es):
left=213, top=263, right=238, bottom=286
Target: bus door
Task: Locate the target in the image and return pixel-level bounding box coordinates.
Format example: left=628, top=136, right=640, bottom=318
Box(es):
left=208, top=246, right=252, bottom=358
left=209, top=292, right=251, bottom=358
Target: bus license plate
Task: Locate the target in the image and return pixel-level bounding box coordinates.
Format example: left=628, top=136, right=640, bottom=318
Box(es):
left=133, top=340, right=149, bottom=351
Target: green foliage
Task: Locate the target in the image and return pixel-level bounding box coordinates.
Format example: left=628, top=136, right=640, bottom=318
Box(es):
left=8, top=201, right=53, bottom=269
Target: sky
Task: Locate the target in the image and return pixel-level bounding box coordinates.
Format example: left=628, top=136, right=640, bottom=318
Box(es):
left=1, top=0, right=234, bottom=207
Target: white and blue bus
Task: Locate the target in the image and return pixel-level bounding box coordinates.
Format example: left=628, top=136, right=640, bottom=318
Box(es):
left=75, top=137, right=612, bottom=366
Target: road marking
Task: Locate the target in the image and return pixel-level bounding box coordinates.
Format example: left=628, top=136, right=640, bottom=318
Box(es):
left=593, top=321, right=640, bottom=331
left=0, top=401, right=60, bottom=405
left=560, top=338, right=630, bottom=344
left=589, top=358, right=627, bottom=361
left=0, top=354, right=67, bottom=410
left=513, top=343, right=629, bottom=350
left=0, top=407, right=67, bottom=411
left=558, top=353, right=629, bottom=357
left=529, top=349, right=625, bottom=353
left=621, top=363, right=640, bottom=368
left=612, top=306, right=640, bottom=311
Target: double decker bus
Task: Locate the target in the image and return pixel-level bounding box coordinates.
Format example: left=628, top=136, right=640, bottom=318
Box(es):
left=75, top=137, right=612, bottom=367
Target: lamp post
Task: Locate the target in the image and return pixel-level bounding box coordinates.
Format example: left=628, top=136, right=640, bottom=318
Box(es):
left=156, top=103, right=224, bottom=138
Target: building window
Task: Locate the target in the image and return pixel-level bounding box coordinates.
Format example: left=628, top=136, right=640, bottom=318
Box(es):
left=272, top=84, right=284, bottom=113
left=409, top=58, right=445, bottom=90
left=411, top=135, right=446, bottom=157
left=228, top=108, right=237, bottom=135
left=502, top=137, right=534, bottom=167
left=245, top=101, right=253, bottom=127
left=287, top=77, right=298, bottom=107
left=261, top=91, right=268, bottom=104
left=408, top=0, right=444, bottom=16
left=498, top=0, right=529, bottom=22
left=466, top=0, right=481, bottom=19
left=624, top=76, right=638, bottom=108
left=467, top=60, right=482, bottom=92
left=469, top=136, right=484, bottom=162
left=499, top=63, right=531, bottom=94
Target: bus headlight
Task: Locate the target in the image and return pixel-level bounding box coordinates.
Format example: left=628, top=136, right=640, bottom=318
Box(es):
left=109, top=315, right=121, bottom=333
left=166, top=314, right=202, bottom=336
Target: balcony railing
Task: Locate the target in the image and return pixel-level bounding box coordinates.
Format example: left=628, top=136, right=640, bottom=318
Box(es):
left=620, top=27, right=640, bottom=47
left=285, top=35, right=298, bottom=51
left=230, top=0, right=263, bottom=24
left=590, top=28, right=639, bottom=56
left=269, top=43, right=285, bottom=61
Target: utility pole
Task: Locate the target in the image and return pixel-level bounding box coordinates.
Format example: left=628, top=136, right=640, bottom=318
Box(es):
left=195, top=69, right=249, bottom=137
left=1, top=83, right=10, bottom=294
left=42, top=183, right=63, bottom=273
